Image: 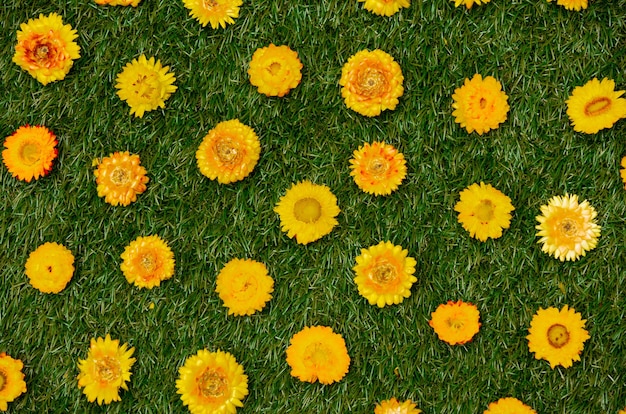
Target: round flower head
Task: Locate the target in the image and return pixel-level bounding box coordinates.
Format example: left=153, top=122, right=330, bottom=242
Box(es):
left=115, top=54, right=177, bottom=118
left=339, top=49, right=404, bottom=117
left=566, top=78, right=626, bottom=134
left=526, top=305, right=590, bottom=369
left=183, top=0, right=242, bottom=29
left=620, top=156, right=626, bottom=190
left=619, top=409, right=626, bottom=414
left=274, top=181, right=340, bottom=245
left=13, top=13, right=81, bottom=85
left=286, top=326, right=350, bottom=385
left=375, top=398, right=422, bottom=414
left=2, top=125, right=58, bottom=182
left=24, top=242, right=75, bottom=294
left=454, top=182, right=515, bottom=242
left=215, top=258, right=274, bottom=316
left=483, top=397, right=536, bottom=414
left=176, top=349, right=248, bottom=414
left=120, top=235, right=175, bottom=289
left=353, top=241, right=417, bottom=308
left=248, top=44, right=303, bottom=97
left=548, top=0, right=587, bottom=11
left=358, top=0, right=410, bottom=16
left=95, top=0, right=141, bottom=5
left=429, top=301, right=480, bottom=345
left=349, top=142, right=407, bottom=196
left=196, top=119, right=261, bottom=184
left=452, top=0, right=490, bottom=8
left=452, top=74, right=509, bottom=135
left=77, top=334, right=135, bottom=405
left=535, top=194, right=601, bottom=261
left=93, top=151, right=149, bottom=206
left=0, top=353, right=27, bottom=411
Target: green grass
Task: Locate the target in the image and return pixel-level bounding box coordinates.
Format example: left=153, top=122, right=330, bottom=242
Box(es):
left=1, top=0, right=626, bottom=412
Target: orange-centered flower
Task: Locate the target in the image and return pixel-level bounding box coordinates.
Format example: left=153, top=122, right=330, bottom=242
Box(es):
left=349, top=142, right=407, bottom=196
left=2, top=125, right=58, bottom=182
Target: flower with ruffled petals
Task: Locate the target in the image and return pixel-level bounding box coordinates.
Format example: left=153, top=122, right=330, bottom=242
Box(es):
left=358, top=0, right=410, bottom=16
left=2, top=125, right=58, bottom=182
left=94, top=151, right=149, bottom=206
left=566, top=78, right=626, bottom=134
left=429, top=301, right=480, bottom=345
left=375, top=398, right=422, bottom=413
left=25, top=242, right=75, bottom=294
left=483, top=397, right=536, bottom=414
left=95, top=0, right=141, bottom=5
left=0, top=353, right=27, bottom=411
left=183, top=0, right=242, bottom=29
left=547, top=0, right=587, bottom=11
left=215, top=258, right=274, bottom=316
left=452, top=0, right=491, bottom=8
left=452, top=74, right=509, bottom=134
left=349, top=142, right=406, bottom=196
left=248, top=44, right=303, bottom=97
left=120, top=235, right=175, bottom=289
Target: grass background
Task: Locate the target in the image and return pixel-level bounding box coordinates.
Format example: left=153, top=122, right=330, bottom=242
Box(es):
left=1, top=0, right=626, bottom=412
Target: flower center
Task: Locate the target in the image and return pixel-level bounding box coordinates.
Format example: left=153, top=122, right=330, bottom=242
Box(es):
left=371, top=262, right=397, bottom=285
left=35, top=44, right=50, bottom=60
left=132, top=74, right=156, bottom=99
left=140, top=253, right=157, bottom=273
left=558, top=218, right=579, bottom=238
left=0, top=370, right=6, bottom=392
left=584, top=97, right=612, bottom=117
left=233, top=275, right=258, bottom=301
left=203, top=0, right=218, bottom=8
left=356, top=67, right=388, bottom=97
left=198, top=369, right=226, bottom=398
left=447, top=316, right=464, bottom=330
left=366, top=157, right=389, bottom=177
left=268, top=62, right=282, bottom=76
left=547, top=324, right=570, bottom=348
left=95, top=356, right=121, bottom=383
left=20, top=142, right=41, bottom=166
left=479, top=97, right=487, bottom=109
left=474, top=199, right=495, bottom=222
left=305, top=343, right=329, bottom=367
left=110, top=167, right=131, bottom=186
left=215, top=138, right=240, bottom=164
left=293, top=198, right=322, bottom=223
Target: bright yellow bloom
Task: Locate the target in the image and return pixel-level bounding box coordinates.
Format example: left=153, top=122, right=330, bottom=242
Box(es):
left=215, top=258, right=274, bottom=316
left=176, top=349, right=248, bottom=414
left=535, top=194, right=601, bottom=261
left=93, top=151, right=149, bottom=206
left=95, top=0, right=141, bottom=6
left=2, top=125, right=57, bottom=182
left=349, top=142, right=406, bottom=196
left=619, top=409, right=626, bottom=414
left=483, top=397, right=536, bottom=414
left=358, top=0, right=410, bottom=16
left=196, top=119, right=261, bottom=184
left=547, top=0, right=587, bottom=11
left=454, top=182, right=515, bottom=242
left=621, top=156, right=626, bottom=190
left=527, top=305, right=589, bottom=369
left=120, top=235, right=175, bottom=289
left=375, top=398, right=422, bottom=414
left=429, top=301, right=480, bottom=345
left=248, top=44, right=303, bottom=97
left=0, top=353, right=27, bottom=412
left=566, top=78, right=626, bottom=134
left=24, top=242, right=74, bottom=294
left=183, top=0, right=242, bottom=29
left=452, top=74, right=509, bottom=134
left=451, top=0, right=491, bottom=8
left=340, top=49, right=404, bottom=117
left=286, top=326, right=350, bottom=385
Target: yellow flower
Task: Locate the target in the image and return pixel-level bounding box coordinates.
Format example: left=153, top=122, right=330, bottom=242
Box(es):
left=358, top=0, right=410, bottom=16
left=0, top=353, right=27, bottom=412
left=182, top=0, right=242, bottom=29
left=535, top=194, right=601, bottom=261
left=95, top=0, right=141, bottom=5
left=547, top=0, right=587, bottom=11
left=274, top=181, right=340, bottom=245
left=120, top=235, right=175, bottom=289
left=566, top=78, right=626, bottom=134
left=286, top=326, right=350, bottom=385
left=215, top=258, right=274, bottom=316
left=196, top=119, right=261, bottom=184
left=12, top=13, right=80, bottom=85
left=452, top=74, right=509, bottom=135
left=115, top=54, right=177, bottom=118
left=451, top=0, right=491, bottom=8
left=454, top=182, right=515, bottom=242
left=619, top=409, right=626, bottom=414
left=176, top=349, right=248, bottom=414
left=429, top=301, right=481, bottom=345
left=77, top=334, right=135, bottom=405
left=247, top=44, right=303, bottom=97
left=2, top=125, right=58, bottom=182
left=93, top=151, right=149, bottom=206
left=621, top=156, right=626, bottom=190
left=349, top=142, right=407, bottom=196
left=526, top=305, right=590, bottom=369
left=24, top=242, right=75, bottom=294
left=484, top=397, right=536, bottom=414
left=375, top=398, right=422, bottom=414
left=339, top=49, right=404, bottom=117
left=353, top=241, right=417, bottom=308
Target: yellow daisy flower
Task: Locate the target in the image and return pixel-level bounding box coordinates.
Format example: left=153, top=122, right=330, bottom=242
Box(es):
left=451, top=0, right=491, bottom=8
left=535, top=194, right=601, bottom=261
left=120, top=235, right=175, bottom=289
left=196, top=119, right=261, bottom=184
left=24, top=242, right=75, bottom=294
left=77, top=334, right=135, bottom=405
left=93, top=151, right=149, bottom=206
left=620, top=156, right=626, bottom=190
left=429, top=301, right=481, bottom=345
left=215, top=258, right=274, bottom=316
left=454, top=182, right=515, bottom=242
left=182, top=0, right=242, bottom=29
left=358, top=0, right=410, bottom=16
left=339, top=49, right=404, bottom=117
left=452, top=74, right=509, bottom=135
left=2, top=125, right=58, bottom=182
left=483, top=397, right=536, bottom=414
left=566, top=78, right=626, bottom=134
left=95, top=0, right=142, bottom=6
left=115, top=54, right=177, bottom=118
left=349, top=142, right=407, bottom=196
left=248, top=44, right=303, bottom=97
left=0, top=353, right=27, bottom=412
left=619, top=409, right=626, bottom=414
left=274, top=181, right=340, bottom=245
left=547, top=0, right=587, bottom=11
left=286, top=326, right=350, bottom=385
left=526, top=305, right=590, bottom=369
left=176, top=349, right=248, bottom=414
left=353, top=241, right=417, bottom=308
left=12, top=13, right=80, bottom=85
left=375, top=398, right=422, bottom=414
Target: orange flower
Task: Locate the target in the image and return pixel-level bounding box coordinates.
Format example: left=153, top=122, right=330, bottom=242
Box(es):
left=2, top=125, right=57, bottom=182
left=93, top=151, right=149, bottom=206
left=349, top=142, right=406, bottom=195
left=429, top=301, right=481, bottom=345
left=120, top=235, right=175, bottom=289
left=248, top=44, right=303, bottom=97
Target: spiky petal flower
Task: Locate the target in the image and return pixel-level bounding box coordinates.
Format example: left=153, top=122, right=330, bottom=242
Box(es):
left=429, top=301, right=481, bottom=345
left=375, top=398, right=422, bottom=414
left=452, top=74, right=509, bottom=135
left=483, top=397, right=536, bottom=414
left=547, top=0, right=587, bottom=11
left=0, top=353, right=27, bottom=411
left=566, top=78, right=626, bottom=134
left=24, top=242, right=75, bottom=294
left=349, top=142, right=407, bottom=196
left=183, top=0, right=242, bottom=29
left=93, top=151, right=149, bottom=206
left=358, top=0, right=410, bottom=17
left=2, top=125, right=58, bottom=182
left=451, top=0, right=491, bottom=8
left=248, top=44, right=303, bottom=97
left=215, top=258, right=274, bottom=316
left=94, top=0, right=141, bottom=5
left=120, top=235, right=175, bottom=289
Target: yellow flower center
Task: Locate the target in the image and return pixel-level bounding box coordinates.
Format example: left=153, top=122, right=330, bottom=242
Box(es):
left=305, top=343, right=329, bottom=367
left=356, top=67, right=388, bottom=97
left=474, top=199, right=495, bottom=222
left=132, top=74, right=157, bottom=99
left=366, top=157, right=389, bottom=177
left=95, top=356, right=121, bottom=383
left=447, top=316, right=464, bottom=330
left=110, top=167, right=131, bottom=186
left=547, top=324, right=570, bottom=348
left=293, top=197, right=322, bottom=223
left=215, top=138, right=240, bottom=164
left=558, top=217, right=579, bottom=238
left=232, top=275, right=258, bottom=301
left=268, top=62, right=282, bottom=76
left=198, top=369, right=226, bottom=398
left=140, top=253, right=157, bottom=273
left=20, top=142, right=41, bottom=166
left=371, top=262, right=397, bottom=285
left=0, top=370, right=6, bottom=392
left=584, top=97, right=612, bottom=117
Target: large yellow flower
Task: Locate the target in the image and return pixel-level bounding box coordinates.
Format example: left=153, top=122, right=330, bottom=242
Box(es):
left=24, top=242, right=75, bottom=294
left=286, top=326, right=350, bottom=385
left=620, top=156, right=626, bottom=190
left=176, top=349, right=248, bottom=414
left=566, top=78, right=626, bottom=134
left=95, top=0, right=141, bottom=5
left=526, top=305, right=589, bottom=369
left=358, top=0, right=410, bottom=16
left=429, top=301, right=480, bottom=345
left=535, top=194, right=601, bottom=261
left=115, top=54, right=177, bottom=118
left=0, top=353, right=27, bottom=412
left=120, top=235, right=175, bottom=289
left=215, top=258, right=274, bottom=316
left=452, top=74, right=509, bottom=135
left=196, top=119, right=261, bottom=184
left=375, top=398, right=422, bottom=414
left=12, top=13, right=80, bottom=85
left=483, top=397, right=536, bottom=414
left=339, top=49, right=404, bottom=117
left=274, top=181, right=340, bottom=245
left=2, top=125, right=58, bottom=182
left=183, top=0, right=242, bottom=29
left=248, top=44, right=303, bottom=97
left=349, top=142, right=407, bottom=196
left=93, top=151, right=149, bottom=206
left=547, top=0, right=587, bottom=11
left=454, top=182, right=515, bottom=242
left=451, top=0, right=490, bottom=8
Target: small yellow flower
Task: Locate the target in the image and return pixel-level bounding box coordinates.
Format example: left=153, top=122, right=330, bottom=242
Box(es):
left=24, top=242, right=75, bottom=294
left=547, top=0, right=587, bottom=11
left=95, top=0, right=141, bottom=5
left=248, top=44, right=303, bottom=97
left=452, top=74, right=509, bottom=134
left=215, top=258, right=274, bottom=316
left=183, top=0, right=243, bottom=29
left=429, top=301, right=480, bottom=345
left=2, top=125, right=58, bottom=182
left=451, top=0, right=491, bottom=8
left=566, top=78, right=626, bottom=134
left=120, top=235, right=175, bottom=289
left=620, top=156, right=626, bottom=190
left=358, top=0, right=410, bottom=16
left=0, top=353, right=27, bottom=412
left=483, top=397, right=536, bottom=414
left=375, top=398, right=422, bottom=414
left=349, top=142, right=407, bottom=196
left=93, top=151, right=149, bottom=206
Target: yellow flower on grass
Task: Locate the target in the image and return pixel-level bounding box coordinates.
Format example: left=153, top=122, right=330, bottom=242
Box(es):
left=24, top=242, right=75, bottom=294
left=286, top=326, right=350, bottom=385
left=0, top=353, right=27, bottom=412
left=248, top=44, right=303, bottom=97
left=358, top=0, right=410, bottom=17
left=120, top=235, right=175, bottom=289
left=621, top=156, right=626, bottom=190
left=340, top=49, right=404, bottom=117
left=619, top=409, right=626, bottom=414
left=536, top=194, right=601, bottom=261
left=13, top=13, right=80, bottom=85
left=547, top=0, right=587, bottom=11
left=349, top=142, right=407, bottom=196
left=452, top=74, right=509, bottom=135
left=527, top=305, right=589, bottom=368
left=483, top=397, right=536, bottom=414
left=566, top=78, right=626, bottom=134
left=215, top=258, right=274, bottom=316
left=274, top=181, right=340, bottom=245
left=183, top=0, right=242, bottom=29
left=93, top=151, right=149, bottom=206
left=429, top=301, right=480, bottom=345
left=375, top=398, right=422, bottom=414
left=95, top=0, right=141, bottom=5
left=196, top=119, right=261, bottom=184
left=452, top=0, right=491, bottom=8
left=176, top=349, right=248, bottom=414
left=2, top=125, right=58, bottom=182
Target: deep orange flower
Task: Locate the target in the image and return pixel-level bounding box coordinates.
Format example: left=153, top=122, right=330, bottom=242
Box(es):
left=2, top=125, right=57, bottom=182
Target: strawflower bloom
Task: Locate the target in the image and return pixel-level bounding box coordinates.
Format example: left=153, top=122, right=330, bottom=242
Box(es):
left=183, top=0, right=242, bottom=29
left=375, top=398, right=422, bottom=413
left=566, top=78, right=626, bottom=134
left=0, top=353, right=27, bottom=411
left=621, top=156, right=626, bottom=189
left=248, top=44, right=303, bottom=97
left=24, top=242, right=75, bottom=294
left=286, top=326, right=350, bottom=385
left=452, top=74, right=509, bottom=135
left=93, top=151, right=149, bottom=206
left=95, top=0, right=142, bottom=5
left=120, top=235, right=175, bottom=289
left=547, top=0, right=587, bottom=11
left=2, top=125, right=58, bottom=182
left=452, top=0, right=490, bottom=8
left=483, top=397, right=536, bottom=414
left=429, top=301, right=480, bottom=345
left=349, top=142, right=407, bottom=196
left=215, top=258, right=274, bottom=316
left=358, top=0, right=410, bottom=17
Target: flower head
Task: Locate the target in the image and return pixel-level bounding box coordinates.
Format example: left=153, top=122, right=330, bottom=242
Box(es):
left=25, top=242, right=75, bottom=294
left=620, top=156, right=626, bottom=190
left=77, top=334, right=136, bottom=405
left=483, top=397, right=536, bottom=414
left=286, top=326, right=350, bottom=385
left=183, top=0, right=242, bottom=29
left=452, top=74, right=509, bottom=135
left=349, top=142, right=406, bottom=196
left=535, top=194, right=601, bottom=261
left=2, top=125, right=58, bottom=182
left=566, top=78, right=626, bottom=134
left=120, top=235, right=175, bottom=289
left=358, top=0, right=410, bottom=16
left=547, top=0, right=587, bottom=11
left=215, top=258, right=274, bottom=316
left=375, top=398, right=422, bottom=414
left=0, top=353, right=27, bottom=411
left=340, top=49, right=404, bottom=117
left=248, top=44, right=303, bottom=97
left=95, top=0, right=142, bottom=5
left=429, top=301, right=480, bottom=345
left=93, top=151, right=149, bottom=206
left=452, top=0, right=491, bottom=8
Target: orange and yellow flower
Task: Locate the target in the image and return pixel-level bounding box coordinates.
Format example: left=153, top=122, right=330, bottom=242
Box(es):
left=358, top=0, right=410, bottom=16
left=183, top=0, right=242, bottom=29
left=0, top=353, right=27, bottom=411
left=451, top=0, right=491, bottom=8
left=349, top=142, right=406, bottom=196
left=547, top=0, right=588, bottom=11
left=248, top=44, right=303, bottom=97
left=375, top=398, right=422, bottom=414
left=215, top=258, right=274, bottom=316
left=483, top=397, right=536, bottom=414
left=93, top=151, right=149, bottom=206
left=452, top=74, right=509, bottom=135
left=621, top=156, right=626, bottom=190
left=24, top=242, right=75, bottom=294
left=566, top=78, right=626, bottom=134
left=429, top=301, right=481, bottom=345
left=120, top=235, right=175, bottom=289
left=2, top=125, right=58, bottom=182
left=95, top=0, right=142, bottom=5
